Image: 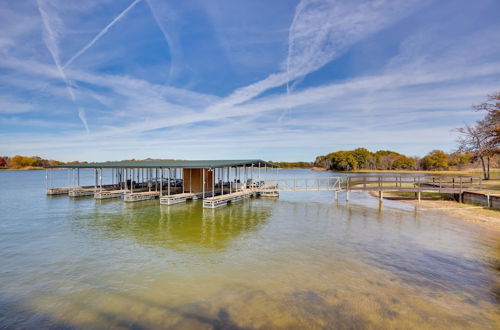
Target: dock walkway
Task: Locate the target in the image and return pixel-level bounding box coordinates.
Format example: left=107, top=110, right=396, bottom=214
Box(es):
left=124, top=191, right=160, bottom=202
left=160, top=193, right=197, bottom=205
left=94, top=189, right=129, bottom=199
left=203, top=190, right=255, bottom=208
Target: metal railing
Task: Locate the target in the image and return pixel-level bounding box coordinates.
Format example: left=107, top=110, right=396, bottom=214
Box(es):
left=254, top=177, right=343, bottom=192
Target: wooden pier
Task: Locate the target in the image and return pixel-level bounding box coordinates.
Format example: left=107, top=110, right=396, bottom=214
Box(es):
left=343, top=175, right=482, bottom=202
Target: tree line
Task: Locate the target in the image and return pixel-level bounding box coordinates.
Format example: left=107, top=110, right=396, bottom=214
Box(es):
left=0, top=155, right=70, bottom=169
left=313, top=92, right=499, bottom=178
left=313, top=148, right=484, bottom=171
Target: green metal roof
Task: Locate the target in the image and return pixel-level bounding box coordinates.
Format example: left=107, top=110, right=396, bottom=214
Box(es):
left=46, top=159, right=278, bottom=169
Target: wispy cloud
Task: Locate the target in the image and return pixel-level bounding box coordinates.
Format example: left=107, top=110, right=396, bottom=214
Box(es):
left=206, top=0, right=425, bottom=113
left=1, top=0, right=499, bottom=161
left=63, top=0, right=143, bottom=69
left=36, top=0, right=89, bottom=133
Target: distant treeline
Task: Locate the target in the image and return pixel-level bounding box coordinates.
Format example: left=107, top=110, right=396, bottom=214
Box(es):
left=0, top=155, right=86, bottom=169
left=313, top=148, right=495, bottom=171
left=269, top=161, right=313, bottom=168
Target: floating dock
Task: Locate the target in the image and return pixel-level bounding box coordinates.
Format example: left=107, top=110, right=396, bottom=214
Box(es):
left=203, top=190, right=255, bottom=208
left=160, top=192, right=197, bottom=205
left=69, top=188, right=97, bottom=197
left=47, top=186, right=81, bottom=195
left=94, top=189, right=129, bottom=199
left=45, top=160, right=277, bottom=208
left=124, top=191, right=161, bottom=202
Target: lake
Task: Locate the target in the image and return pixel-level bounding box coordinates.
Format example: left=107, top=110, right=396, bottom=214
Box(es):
left=0, top=169, right=499, bottom=329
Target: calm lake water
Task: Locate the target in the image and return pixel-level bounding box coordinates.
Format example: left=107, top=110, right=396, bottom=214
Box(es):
left=0, top=169, right=499, bottom=329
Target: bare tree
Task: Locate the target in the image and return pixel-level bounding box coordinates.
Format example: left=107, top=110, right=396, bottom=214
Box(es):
left=474, top=92, right=500, bottom=146
left=456, top=122, right=494, bottom=179
left=457, top=93, right=500, bottom=180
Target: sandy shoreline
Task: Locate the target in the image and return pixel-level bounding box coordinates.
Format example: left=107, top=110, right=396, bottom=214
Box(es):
left=377, top=192, right=500, bottom=231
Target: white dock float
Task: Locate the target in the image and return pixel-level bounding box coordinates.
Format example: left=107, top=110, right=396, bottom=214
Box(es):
left=124, top=191, right=160, bottom=202
left=259, top=190, right=279, bottom=198
left=69, top=188, right=96, bottom=197
left=160, top=193, right=197, bottom=205
left=203, top=190, right=254, bottom=208
left=94, top=189, right=128, bottom=200
left=46, top=187, right=81, bottom=195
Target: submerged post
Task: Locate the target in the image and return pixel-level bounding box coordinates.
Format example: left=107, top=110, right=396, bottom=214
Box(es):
left=346, top=176, right=350, bottom=202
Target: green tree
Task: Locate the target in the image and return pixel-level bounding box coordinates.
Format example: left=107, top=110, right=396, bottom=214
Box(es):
left=392, top=155, right=415, bottom=170
left=421, top=150, right=449, bottom=170
left=352, top=148, right=372, bottom=169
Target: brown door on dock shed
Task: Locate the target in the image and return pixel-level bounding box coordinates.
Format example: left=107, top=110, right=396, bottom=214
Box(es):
left=183, top=168, right=213, bottom=193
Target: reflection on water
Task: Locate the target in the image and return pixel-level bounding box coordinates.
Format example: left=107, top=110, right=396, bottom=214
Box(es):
left=0, top=170, right=499, bottom=329
left=81, top=200, right=272, bottom=251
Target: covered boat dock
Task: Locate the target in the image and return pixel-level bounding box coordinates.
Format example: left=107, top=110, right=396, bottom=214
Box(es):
left=46, top=159, right=278, bottom=208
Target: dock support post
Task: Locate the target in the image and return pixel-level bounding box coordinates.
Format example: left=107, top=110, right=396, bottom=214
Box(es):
left=334, top=190, right=338, bottom=201
left=212, top=168, right=215, bottom=197
left=487, top=194, right=491, bottom=208
left=379, top=190, right=383, bottom=201
left=202, top=168, right=205, bottom=199
left=160, top=168, right=163, bottom=197
left=346, top=176, right=350, bottom=202
left=418, top=191, right=421, bottom=202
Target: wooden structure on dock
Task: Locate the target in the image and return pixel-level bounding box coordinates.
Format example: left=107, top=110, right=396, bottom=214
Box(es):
left=46, top=159, right=277, bottom=207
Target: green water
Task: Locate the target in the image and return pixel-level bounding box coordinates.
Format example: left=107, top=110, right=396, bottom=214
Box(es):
left=0, top=170, right=499, bottom=329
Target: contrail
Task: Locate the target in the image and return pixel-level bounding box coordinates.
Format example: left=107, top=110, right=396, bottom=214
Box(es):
left=36, top=0, right=89, bottom=133
left=145, top=0, right=176, bottom=82
left=63, top=0, right=142, bottom=69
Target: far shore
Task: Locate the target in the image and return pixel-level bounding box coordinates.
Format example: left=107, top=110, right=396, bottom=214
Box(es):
left=0, top=167, right=45, bottom=171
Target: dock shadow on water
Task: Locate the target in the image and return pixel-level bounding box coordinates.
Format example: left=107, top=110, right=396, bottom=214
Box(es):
left=1, top=171, right=500, bottom=328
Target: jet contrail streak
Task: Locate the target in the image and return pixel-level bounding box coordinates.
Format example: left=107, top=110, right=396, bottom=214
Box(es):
left=63, top=0, right=142, bottom=68
left=37, top=0, right=89, bottom=133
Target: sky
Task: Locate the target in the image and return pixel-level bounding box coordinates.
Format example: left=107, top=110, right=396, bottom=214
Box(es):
left=0, top=0, right=499, bottom=162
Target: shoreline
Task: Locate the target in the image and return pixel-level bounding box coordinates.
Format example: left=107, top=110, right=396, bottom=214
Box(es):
left=376, top=191, right=500, bottom=231
left=0, top=167, right=45, bottom=171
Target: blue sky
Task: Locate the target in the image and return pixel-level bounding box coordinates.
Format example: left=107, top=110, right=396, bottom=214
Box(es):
left=0, top=0, right=499, bottom=162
